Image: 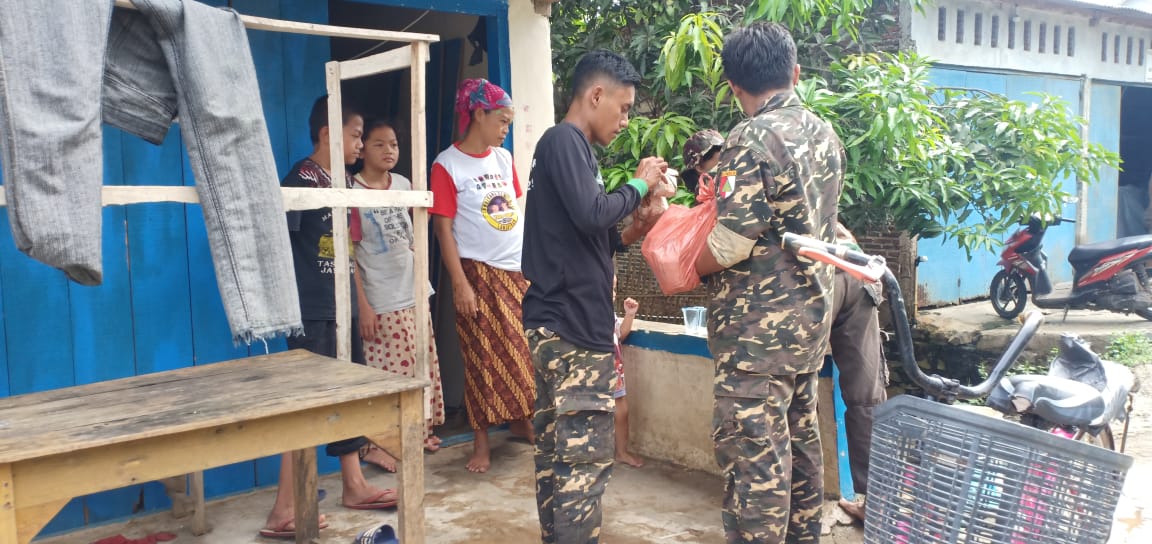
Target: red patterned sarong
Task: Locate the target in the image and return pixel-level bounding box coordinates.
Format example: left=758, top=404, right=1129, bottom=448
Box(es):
left=457, top=259, right=535, bottom=429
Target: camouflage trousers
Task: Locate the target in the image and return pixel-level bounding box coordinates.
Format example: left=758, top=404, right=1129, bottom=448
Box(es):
left=713, top=372, right=823, bottom=544
left=527, top=327, right=616, bottom=544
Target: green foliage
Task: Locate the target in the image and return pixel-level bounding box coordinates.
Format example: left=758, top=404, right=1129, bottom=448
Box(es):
left=800, top=52, right=1119, bottom=257
left=550, top=1, right=1119, bottom=257
left=1104, top=332, right=1152, bottom=367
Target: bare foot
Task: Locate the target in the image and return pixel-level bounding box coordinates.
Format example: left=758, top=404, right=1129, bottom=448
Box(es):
left=261, top=513, right=328, bottom=538
left=616, top=450, right=645, bottom=468
left=424, top=435, right=441, bottom=452
left=839, top=497, right=865, bottom=523
left=360, top=445, right=398, bottom=472
left=342, top=484, right=397, bottom=509
left=467, top=430, right=492, bottom=473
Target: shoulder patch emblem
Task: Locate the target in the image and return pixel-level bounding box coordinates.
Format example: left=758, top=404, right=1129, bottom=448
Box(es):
left=719, top=170, right=737, bottom=199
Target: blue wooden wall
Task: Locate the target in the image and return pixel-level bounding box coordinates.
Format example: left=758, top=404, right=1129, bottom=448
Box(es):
left=916, top=68, right=1119, bottom=306
left=0, top=0, right=510, bottom=535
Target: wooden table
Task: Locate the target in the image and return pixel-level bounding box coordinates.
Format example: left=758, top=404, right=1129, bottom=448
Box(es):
left=0, top=350, right=428, bottom=544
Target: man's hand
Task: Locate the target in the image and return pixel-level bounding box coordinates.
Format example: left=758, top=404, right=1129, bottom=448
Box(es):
left=634, top=156, right=668, bottom=192
left=623, top=297, right=639, bottom=316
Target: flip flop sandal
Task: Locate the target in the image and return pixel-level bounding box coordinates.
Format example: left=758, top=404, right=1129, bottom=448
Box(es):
left=258, top=520, right=330, bottom=539
left=354, top=524, right=399, bottom=544
left=344, top=490, right=399, bottom=511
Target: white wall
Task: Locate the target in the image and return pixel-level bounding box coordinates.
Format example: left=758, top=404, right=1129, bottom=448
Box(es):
left=507, top=0, right=556, bottom=183
left=910, top=0, right=1152, bottom=82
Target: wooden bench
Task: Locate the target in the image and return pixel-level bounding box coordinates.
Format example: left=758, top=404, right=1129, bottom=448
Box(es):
left=0, top=350, right=428, bottom=544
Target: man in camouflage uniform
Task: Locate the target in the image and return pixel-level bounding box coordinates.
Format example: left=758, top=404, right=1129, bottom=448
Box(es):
left=695, top=22, right=844, bottom=544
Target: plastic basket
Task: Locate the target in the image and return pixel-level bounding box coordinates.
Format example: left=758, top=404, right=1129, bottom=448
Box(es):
left=865, top=395, right=1132, bottom=544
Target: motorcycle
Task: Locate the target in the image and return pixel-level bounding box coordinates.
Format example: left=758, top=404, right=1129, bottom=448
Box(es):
left=989, top=214, right=1152, bottom=320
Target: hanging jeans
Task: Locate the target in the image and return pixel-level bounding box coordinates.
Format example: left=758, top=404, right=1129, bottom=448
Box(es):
left=0, top=0, right=301, bottom=343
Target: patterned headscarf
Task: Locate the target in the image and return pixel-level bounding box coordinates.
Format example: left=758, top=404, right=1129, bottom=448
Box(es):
left=455, top=78, right=513, bottom=136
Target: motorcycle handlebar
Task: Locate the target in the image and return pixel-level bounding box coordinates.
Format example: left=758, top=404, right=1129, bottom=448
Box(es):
left=781, top=233, right=1045, bottom=403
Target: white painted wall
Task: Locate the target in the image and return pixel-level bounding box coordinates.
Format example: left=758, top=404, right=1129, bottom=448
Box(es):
left=910, top=0, right=1152, bottom=82
left=507, top=0, right=556, bottom=184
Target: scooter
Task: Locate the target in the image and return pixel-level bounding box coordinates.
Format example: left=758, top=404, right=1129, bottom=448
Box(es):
left=989, top=214, right=1152, bottom=320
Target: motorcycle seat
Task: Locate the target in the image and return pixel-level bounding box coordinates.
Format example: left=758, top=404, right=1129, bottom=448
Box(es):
left=988, top=361, right=1135, bottom=428
left=991, top=374, right=1104, bottom=427
left=1068, top=234, right=1152, bottom=265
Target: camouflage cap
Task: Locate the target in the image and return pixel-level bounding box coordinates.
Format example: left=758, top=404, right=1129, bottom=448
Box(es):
left=683, top=129, right=725, bottom=170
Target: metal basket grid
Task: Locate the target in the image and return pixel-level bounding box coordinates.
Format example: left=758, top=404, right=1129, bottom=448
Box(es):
left=865, top=395, right=1132, bottom=544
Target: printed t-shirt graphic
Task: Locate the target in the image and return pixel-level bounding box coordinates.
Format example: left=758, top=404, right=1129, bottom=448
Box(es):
left=429, top=144, right=523, bottom=271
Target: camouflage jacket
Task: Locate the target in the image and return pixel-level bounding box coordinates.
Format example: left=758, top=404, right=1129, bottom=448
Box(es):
left=706, top=90, right=844, bottom=398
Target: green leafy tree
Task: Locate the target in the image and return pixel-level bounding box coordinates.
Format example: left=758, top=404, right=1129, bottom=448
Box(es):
left=551, top=2, right=1119, bottom=256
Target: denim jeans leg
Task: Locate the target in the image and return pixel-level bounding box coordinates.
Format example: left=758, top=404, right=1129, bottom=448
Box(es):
left=0, top=1, right=112, bottom=285
left=106, top=0, right=302, bottom=343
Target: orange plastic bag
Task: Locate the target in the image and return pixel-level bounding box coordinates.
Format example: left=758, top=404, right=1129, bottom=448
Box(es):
left=641, top=176, right=717, bottom=295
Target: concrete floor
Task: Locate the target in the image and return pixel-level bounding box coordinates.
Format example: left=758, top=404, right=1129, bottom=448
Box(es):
left=36, top=302, right=1152, bottom=544
left=36, top=434, right=861, bottom=544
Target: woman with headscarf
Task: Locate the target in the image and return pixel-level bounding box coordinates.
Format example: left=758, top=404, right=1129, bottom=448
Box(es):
left=430, top=79, right=535, bottom=473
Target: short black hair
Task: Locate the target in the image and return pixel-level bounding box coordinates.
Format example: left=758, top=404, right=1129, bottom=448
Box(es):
left=308, top=95, right=364, bottom=144
left=363, top=118, right=399, bottom=140
left=568, top=50, right=642, bottom=104
left=721, top=22, right=797, bottom=95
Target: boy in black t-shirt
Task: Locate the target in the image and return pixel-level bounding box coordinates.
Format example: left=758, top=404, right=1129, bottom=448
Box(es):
left=260, top=97, right=397, bottom=539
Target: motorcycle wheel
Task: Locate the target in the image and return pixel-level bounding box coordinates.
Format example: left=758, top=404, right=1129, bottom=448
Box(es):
left=990, top=270, right=1028, bottom=319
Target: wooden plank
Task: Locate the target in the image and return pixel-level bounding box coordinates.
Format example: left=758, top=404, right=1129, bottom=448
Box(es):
left=0, top=464, right=16, bottom=544
left=326, top=64, right=353, bottom=363
left=123, top=131, right=194, bottom=378
left=10, top=396, right=398, bottom=508
left=338, top=46, right=415, bottom=81
left=189, top=471, right=208, bottom=536
left=410, top=41, right=432, bottom=446
left=0, top=352, right=426, bottom=462
left=0, top=186, right=431, bottom=210
left=14, top=499, right=66, bottom=544
left=291, top=449, right=319, bottom=544
left=0, top=223, right=74, bottom=398
left=72, top=128, right=136, bottom=386
left=112, top=0, right=439, bottom=43
left=397, top=389, right=426, bottom=544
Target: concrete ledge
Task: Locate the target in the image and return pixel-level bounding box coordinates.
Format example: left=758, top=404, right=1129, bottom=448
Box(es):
left=622, top=321, right=718, bottom=475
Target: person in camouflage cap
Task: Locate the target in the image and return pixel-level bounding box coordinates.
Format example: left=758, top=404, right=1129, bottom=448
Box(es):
left=681, top=129, right=725, bottom=196
left=695, top=22, right=844, bottom=544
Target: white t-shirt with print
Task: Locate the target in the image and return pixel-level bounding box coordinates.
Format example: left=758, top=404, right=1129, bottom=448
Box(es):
left=352, top=173, right=433, bottom=314
left=429, top=144, right=523, bottom=272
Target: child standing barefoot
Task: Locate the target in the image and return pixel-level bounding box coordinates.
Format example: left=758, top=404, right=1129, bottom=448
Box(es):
left=614, top=291, right=644, bottom=467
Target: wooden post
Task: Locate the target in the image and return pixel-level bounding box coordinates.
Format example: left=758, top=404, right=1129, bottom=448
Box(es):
left=291, top=449, right=320, bottom=544
left=397, top=389, right=426, bottom=544
left=326, top=62, right=352, bottom=363
left=0, top=464, right=16, bottom=544
left=189, top=471, right=208, bottom=536
left=400, top=41, right=430, bottom=544
left=410, top=42, right=430, bottom=419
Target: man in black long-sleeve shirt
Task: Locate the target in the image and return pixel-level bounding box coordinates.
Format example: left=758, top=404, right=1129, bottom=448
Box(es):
left=522, top=50, right=671, bottom=544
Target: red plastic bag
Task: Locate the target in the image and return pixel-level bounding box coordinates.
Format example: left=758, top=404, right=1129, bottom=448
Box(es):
left=641, top=177, right=717, bottom=295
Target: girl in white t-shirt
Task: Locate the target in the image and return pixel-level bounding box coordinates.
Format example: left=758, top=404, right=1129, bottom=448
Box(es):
left=352, top=119, right=446, bottom=470
left=430, top=79, right=535, bottom=473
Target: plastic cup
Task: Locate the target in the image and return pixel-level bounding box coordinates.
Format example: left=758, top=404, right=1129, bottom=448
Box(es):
left=682, top=306, right=706, bottom=337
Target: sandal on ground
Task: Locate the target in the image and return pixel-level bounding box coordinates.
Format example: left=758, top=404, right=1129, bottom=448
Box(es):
left=258, top=519, right=330, bottom=539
